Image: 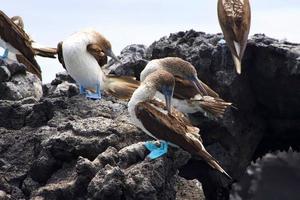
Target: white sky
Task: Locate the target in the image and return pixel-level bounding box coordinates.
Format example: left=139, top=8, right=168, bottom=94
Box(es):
left=2, top=0, right=300, bottom=83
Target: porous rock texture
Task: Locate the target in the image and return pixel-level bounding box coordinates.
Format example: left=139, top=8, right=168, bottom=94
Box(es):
left=0, top=30, right=300, bottom=200
left=231, top=149, right=300, bottom=200
left=0, top=59, right=42, bottom=101
left=0, top=69, right=192, bottom=200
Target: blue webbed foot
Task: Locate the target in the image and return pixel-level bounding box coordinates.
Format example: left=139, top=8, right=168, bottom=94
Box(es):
left=79, top=84, right=102, bottom=100
left=85, top=84, right=101, bottom=100
left=145, top=140, right=168, bottom=160
left=85, top=91, right=101, bottom=100
left=0, top=49, right=9, bottom=59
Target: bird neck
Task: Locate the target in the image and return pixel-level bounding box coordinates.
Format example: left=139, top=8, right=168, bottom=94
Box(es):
left=128, top=84, right=156, bottom=107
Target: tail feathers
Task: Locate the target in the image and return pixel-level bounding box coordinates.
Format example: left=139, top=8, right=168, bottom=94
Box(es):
left=32, top=43, right=57, bottom=58
left=105, top=76, right=140, bottom=99
left=196, top=96, right=232, bottom=119
left=196, top=141, right=232, bottom=179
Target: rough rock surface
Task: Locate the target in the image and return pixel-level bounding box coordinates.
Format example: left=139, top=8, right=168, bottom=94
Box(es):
left=106, top=44, right=148, bottom=79
left=0, top=80, right=192, bottom=200
left=0, top=59, right=43, bottom=101
left=0, top=30, right=299, bottom=200
left=231, top=149, right=300, bottom=200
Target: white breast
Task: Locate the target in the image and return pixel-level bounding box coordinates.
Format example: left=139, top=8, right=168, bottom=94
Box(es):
left=62, top=32, right=105, bottom=89
left=155, top=91, right=204, bottom=114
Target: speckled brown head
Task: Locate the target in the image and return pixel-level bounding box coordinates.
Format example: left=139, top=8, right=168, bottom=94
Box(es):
left=159, top=57, right=197, bottom=80
left=158, top=57, right=209, bottom=96
left=86, top=30, right=121, bottom=63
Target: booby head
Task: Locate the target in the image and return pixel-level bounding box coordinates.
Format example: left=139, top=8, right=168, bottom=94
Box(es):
left=142, top=57, right=208, bottom=96
left=85, top=30, right=121, bottom=64
left=140, top=69, right=175, bottom=113
left=11, top=16, right=24, bottom=29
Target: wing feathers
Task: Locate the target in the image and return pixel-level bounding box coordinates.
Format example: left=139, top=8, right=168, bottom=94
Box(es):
left=105, top=75, right=140, bottom=99
left=135, top=101, right=230, bottom=177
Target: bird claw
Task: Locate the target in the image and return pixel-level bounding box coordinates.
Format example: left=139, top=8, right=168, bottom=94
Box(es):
left=79, top=84, right=101, bottom=100
left=144, top=140, right=168, bottom=160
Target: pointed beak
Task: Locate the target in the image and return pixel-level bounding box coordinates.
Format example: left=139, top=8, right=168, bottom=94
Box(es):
left=106, top=49, right=122, bottom=64
left=190, top=76, right=208, bottom=96
left=162, top=86, right=173, bottom=114
left=165, top=93, right=172, bottom=114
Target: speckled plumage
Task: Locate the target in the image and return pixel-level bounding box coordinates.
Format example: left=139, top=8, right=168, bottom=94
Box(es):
left=218, top=0, right=251, bottom=74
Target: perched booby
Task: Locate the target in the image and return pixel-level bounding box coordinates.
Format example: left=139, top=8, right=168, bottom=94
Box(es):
left=217, top=0, right=251, bottom=74
left=140, top=57, right=232, bottom=119
left=128, top=69, right=231, bottom=178
left=57, top=29, right=137, bottom=100
left=0, top=11, right=57, bottom=79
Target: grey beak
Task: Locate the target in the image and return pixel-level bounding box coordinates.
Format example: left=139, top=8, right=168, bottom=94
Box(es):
left=164, top=93, right=172, bottom=114
left=107, top=49, right=122, bottom=64
left=191, top=77, right=208, bottom=96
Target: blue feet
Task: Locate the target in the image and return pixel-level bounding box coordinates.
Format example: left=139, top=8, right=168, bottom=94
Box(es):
left=145, top=140, right=168, bottom=160
left=79, top=85, right=86, bottom=94
left=79, top=84, right=101, bottom=100
left=218, top=39, right=226, bottom=44
left=0, top=49, right=9, bottom=59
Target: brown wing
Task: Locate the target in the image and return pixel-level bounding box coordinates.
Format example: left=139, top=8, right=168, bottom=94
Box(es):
left=173, top=76, right=219, bottom=100
left=217, top=0, right=251, bottom=57
left=0, top=11, right=41, bottom=78
left=135, top=101, right=230, bottom=177
left=57, top=41, right=66, bottom=70
left=147, top=99, right=200, bottom=138
left=105, top=75, right=140, bottom=100
left=86, top=43, right=108, bottom=67
left=135, top=101, right=200, bottom=146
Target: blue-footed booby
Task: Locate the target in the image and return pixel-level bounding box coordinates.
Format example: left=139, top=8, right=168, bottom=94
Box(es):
left=128, top=69, right=231, bottom=178
left=0, top=11, right=57, bottom=79
left=140, top=57, right=232, bottom=119
left=217, top=0, right=251, bottom=74
left=57, top=29, right=138, bottom=100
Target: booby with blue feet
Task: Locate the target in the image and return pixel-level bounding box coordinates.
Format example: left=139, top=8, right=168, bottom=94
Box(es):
left=128, top=69, right=231, bottom=178
left=57, top=29, right=140, bottom=100
left=140, top=57, right=232, bottom=119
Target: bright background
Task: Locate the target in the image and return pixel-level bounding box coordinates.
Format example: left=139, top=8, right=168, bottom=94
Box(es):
left=2, top=0, right=300, bottom=83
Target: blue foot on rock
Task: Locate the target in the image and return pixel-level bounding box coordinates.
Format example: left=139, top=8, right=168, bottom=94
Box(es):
left=85, top=84, right=101, bottom=100
left=0, top=49, right=9, bottom=59
left=145, top=140, right=168, bottom=160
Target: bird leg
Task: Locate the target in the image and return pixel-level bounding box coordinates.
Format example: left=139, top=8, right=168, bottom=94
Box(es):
left=85, top=83, right=102, bottom=100
left=144, top=140, right=168, bottom=159
left=79, top=85, right=86, bottom=95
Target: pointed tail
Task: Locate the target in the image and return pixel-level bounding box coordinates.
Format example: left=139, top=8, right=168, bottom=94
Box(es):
left=195, top=96, right=232, bottom=119
left=32, top=43, right=57, bottom=58
left=105, top=75, right=140, bottom=99
left=195, top=140, right=232, bottom=179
